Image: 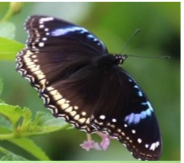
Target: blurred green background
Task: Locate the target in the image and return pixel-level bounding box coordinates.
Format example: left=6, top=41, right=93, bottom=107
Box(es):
left=0, top=2, right=180, bottom=161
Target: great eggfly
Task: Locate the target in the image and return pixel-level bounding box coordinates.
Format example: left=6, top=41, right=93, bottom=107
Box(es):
left=16, top=15, right=162, bottom=160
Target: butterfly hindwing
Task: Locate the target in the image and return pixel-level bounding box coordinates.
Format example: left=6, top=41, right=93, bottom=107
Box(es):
left=39, top=64, right=108, bottom=133
left=91, top=67, right=162, bottom=160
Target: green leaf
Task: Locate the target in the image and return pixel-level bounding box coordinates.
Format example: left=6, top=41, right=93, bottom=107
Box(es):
left=32, top=112, right=70, bottom=134
left=0, top=104, right=68, bottom=160
left=9, top=138, right=50, bottom=161
left=20, top=111, right=70, bottom=137
left=0, top=154, right=28, bottom=161
left=0, top=103, right=70, bottom=139
left=0, top=114, right=12, bottom=131
left=0, top=22, right=15, bottom=39
left=0, top=37, right=24, bottom=61
left=0, top=103, right=29, bottom=128
left=0, top=146, right=28, bottom=161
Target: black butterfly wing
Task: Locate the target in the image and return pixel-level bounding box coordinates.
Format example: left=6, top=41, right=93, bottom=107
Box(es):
left=40, top=63, right=110, bottom=133
left=18, top=15, right=108, bottom=84
left=16, top=16, right=108, bottom=133
left=91, top=66, right=162, bottom=160
left=24, top=15, right=108, bottom=54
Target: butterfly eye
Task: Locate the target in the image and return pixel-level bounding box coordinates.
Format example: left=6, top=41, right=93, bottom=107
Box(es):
left=16, top=15, right=162, bottom=161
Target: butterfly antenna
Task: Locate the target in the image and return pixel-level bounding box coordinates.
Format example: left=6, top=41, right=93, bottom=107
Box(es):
left=121, top=29, right=140, bottom=53
left=126, top=54, right=170, bottom=59
left=121, top=29, right=170, bottom=59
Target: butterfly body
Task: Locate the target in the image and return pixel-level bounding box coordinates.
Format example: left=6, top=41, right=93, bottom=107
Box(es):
left=16, top=15, right=162, bottom=160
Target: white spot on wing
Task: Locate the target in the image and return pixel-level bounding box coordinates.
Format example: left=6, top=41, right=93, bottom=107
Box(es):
left=138, top=91, right=143, bottom=97
left=99, top=115, right=105, bottom=120
left=39, top=17, right=54, bottom=24
left=81, top=112, right=86, bottom=116
left=134, top=85, right=138, bottom=88
left=65, top=106, right=73, bottom=113
left=124, top=124, right=128, bottom=127
left=42, top=37, right=47, bottom=41
left=74, top=106, right=79, bottom=110
left=155, top=141, right=160, bottom=147
left=39, top=42, right=44, bottom=47
left=112, top=118, right=117, bottom=123
left=150, top=143, right=156, bottom=151
left=39, top=25, right=44, bottom=28
left=145, top=144, right=149, bottom=148
left=137, top=138, right=142, bottom=143
left=132, top=130, right=136, bottom=134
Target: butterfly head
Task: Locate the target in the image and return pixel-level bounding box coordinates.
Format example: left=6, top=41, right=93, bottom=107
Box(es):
left=95, top=54, right=127, bottom=70
left=114, top=54, right=128, bottom=65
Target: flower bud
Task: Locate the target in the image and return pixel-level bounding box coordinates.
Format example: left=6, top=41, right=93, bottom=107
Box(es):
left=10, top=2, right=24, bottom=14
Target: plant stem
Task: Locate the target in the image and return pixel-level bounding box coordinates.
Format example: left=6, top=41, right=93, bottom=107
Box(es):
left=1, top=6, right=14, bottom=22
left=87, top=133, right=92, bottom=141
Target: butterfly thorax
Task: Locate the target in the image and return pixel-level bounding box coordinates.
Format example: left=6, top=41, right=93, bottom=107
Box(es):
left=95, top=54, right=127, bottom=70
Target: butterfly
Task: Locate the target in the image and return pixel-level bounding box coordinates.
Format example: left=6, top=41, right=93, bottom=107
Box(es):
left=16, top=15, right=162, bottom=160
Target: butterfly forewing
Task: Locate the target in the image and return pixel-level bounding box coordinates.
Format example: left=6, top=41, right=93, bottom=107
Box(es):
left=17, top=16, right=108, bottom=133
left=25, top=15, right=108, bottom=54
left=16, top=15, right=162, bottom=161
